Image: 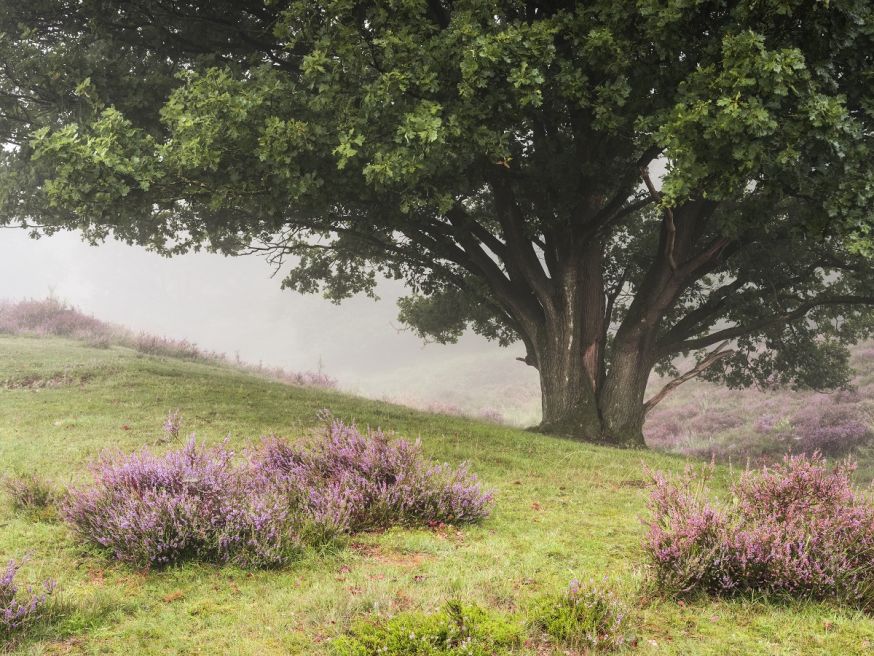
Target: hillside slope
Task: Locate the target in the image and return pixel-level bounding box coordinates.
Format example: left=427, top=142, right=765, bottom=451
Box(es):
left=2, top=335, right=873, bottom=655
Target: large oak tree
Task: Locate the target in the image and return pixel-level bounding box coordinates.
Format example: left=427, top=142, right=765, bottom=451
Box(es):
left=1, top=0, right=873, bottom=446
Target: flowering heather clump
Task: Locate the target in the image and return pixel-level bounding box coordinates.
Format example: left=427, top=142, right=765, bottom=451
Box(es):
left=1, top=560, right=55, bottom=641
left=789, top=398, right=872, bottom=456
left=62, top=417, right=492, bottom=568
left=529, top=579, right=631, bottom=651
left=61, top=439, right=338, bottom=568
left=0, top=298, right=107, bottom=339
left=645, top=454, right=874, bottom=610
left=254, top=419, right=494, bottom=532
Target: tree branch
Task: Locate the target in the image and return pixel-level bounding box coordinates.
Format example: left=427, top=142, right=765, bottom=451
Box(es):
left=671, top=295, right=874, bottom=353
left=487, top=176, right=555, bottom=311
left=644, top=341, right=734, bottom=413
left=588, top=144, right=662, bottom=230
left=657, top=276, right=748, bottom=352
left=640, top=165, right=677, bottom=271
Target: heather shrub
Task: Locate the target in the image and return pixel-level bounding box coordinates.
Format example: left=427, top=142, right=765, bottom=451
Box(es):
left=237, top=362, right=338, bottom=389
left=1, top=560, right=56, bottom=643
left=62, top=417, right=492, bottom=568
left=645, top=455, right=874, bottom=610
left=254, top=419, right=494, bottom=531
left=528, top=579, right=631, bottom=651
left=2, top=473, right=57, bottom=514
left=61, top=439, right=339, bottom=568
left=331, top=601, right=522, bottom=656
left=0, top=298, right=107, bottom=340
left=475, top=408, right=505, bottom=425
left=789, top=399, right=872, bottom=455
left=686, top=411, right=745, bottom=434
left=84, top=333, right=112, bottom=349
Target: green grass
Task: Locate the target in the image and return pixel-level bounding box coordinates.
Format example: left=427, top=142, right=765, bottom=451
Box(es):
left=2, top=334, right=873, bottom=655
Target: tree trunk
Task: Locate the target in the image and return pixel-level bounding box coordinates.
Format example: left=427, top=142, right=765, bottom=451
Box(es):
left=537, top=336, right=604, bottom=440
left=531, top=245, right=649, bottom=448
left=598, top=342, right=651, bottom=448
left=535, top=342, right=648, bottom=448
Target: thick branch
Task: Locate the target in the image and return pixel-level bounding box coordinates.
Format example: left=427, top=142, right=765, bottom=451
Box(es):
left=644, top=341, right=734, bottom=413
left=671, top=295, right=874, bottom=353
left=488, top=175, right=555, bottom=310
left=441, top=206, right=545, bottom=338
left=657, top=276, right=748, bottom=351
left=588, top=144, right=662, bottom=229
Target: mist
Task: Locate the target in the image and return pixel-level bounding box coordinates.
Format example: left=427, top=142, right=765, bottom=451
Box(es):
left=0, top=227, right=540, bottom=424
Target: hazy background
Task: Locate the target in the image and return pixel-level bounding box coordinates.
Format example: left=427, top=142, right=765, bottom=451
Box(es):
left=0, top=228, right=541, bottom=424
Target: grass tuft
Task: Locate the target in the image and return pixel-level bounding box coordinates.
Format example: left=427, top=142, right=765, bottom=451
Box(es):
left=331, top=601, right=523, bottom=655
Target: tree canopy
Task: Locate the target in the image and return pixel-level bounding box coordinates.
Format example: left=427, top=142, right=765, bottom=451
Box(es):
left=1, top=0, right=873, bottom=445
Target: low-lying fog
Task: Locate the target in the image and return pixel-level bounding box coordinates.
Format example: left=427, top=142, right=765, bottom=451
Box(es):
left=0, top=228, right=541, bottom=424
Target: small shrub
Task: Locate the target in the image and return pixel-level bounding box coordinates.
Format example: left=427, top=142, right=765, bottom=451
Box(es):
left=161, top=409, right=183, bottom=442
left=239, top=363, right=338, bottom=389
left=331, top=601, right=522, bottom=656
left=61, top=417, right=492, bottom=568
left=0, top=298, right=106, bottom=340
left=254, top=419, right=494, bottom=532
left=476, top=408, right=505, bottom=425
left=61, top=439, right=339, bottom=568
left=2, top=473, right=57, bottom=514
left=529, top=579, right=631, bottom=651
left=83, top=333, right=112, bottom=349
left=0, top=560, right=56, bottom=642
left=645, top=454, right=874, bottom=610
left=132, top=333, right=218, bottom=361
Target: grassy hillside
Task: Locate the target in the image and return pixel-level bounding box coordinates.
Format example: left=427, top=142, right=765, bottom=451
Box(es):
left=2, top=335, right=874, bottom=655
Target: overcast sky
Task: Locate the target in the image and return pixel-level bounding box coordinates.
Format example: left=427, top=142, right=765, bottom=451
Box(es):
left=0, top=227, right=540, bottom=422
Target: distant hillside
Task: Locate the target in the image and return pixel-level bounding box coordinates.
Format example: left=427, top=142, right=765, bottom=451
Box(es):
left=2, top=297, right=871, bottom=467
left=0, top=298, right=337, bottom=390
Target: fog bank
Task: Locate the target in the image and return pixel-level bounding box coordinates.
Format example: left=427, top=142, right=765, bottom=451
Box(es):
left=0, top=228, right=540, bottom=423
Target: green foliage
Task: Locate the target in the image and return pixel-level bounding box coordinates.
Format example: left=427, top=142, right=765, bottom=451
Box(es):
left=528, top=580, right=632, bottom=651
left=331, top=602, right=522, bottom=656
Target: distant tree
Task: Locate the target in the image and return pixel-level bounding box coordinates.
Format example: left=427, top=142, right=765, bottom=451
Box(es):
left=1, top=0, right=873, bottom=446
